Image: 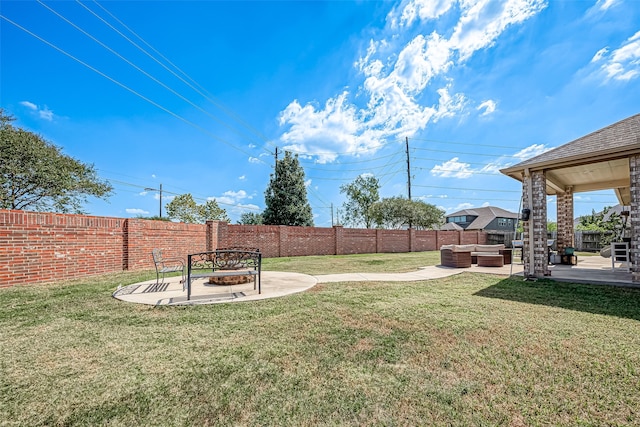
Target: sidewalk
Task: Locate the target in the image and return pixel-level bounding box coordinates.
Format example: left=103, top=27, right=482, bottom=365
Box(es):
left=113, top=263, right=524, bottom=306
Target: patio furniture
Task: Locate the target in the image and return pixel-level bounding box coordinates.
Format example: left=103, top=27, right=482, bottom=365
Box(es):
left=477, top=254, right=504, bottom=267
left=151, top=249, right=186, bottom=287
left=440, top=244, right=511, bottom=268
left=611, top=242, right=630, bottom=271
left=186, top=248, right=261, bottom=300
left=440, top=248, right=472, bottom=268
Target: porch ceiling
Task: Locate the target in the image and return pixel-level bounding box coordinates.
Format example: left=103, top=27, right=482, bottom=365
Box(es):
left=544, top=158, right=631, bottom=204
left=500, top=114, right=640, bottom=205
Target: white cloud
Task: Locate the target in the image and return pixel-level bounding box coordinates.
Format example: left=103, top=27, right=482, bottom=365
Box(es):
left=238, top=175, right=246, bottom=181
left=477, top=99, right=496, bottom=116
left=449, top=202, right=474, bottom=212
left=20, top=101, right=55, bottom=121
left=20, top=101, right=37, bottom=110
left=278, top=0, right=545, bottom=162
left=126, top=208, right=149, bottom=215
left=513, top=143, right=550, bottom=161
left=431, top=157, right=473, bottom=178
left=151, top=174, right=156, bottom=178
left=590, top=31, right=640, bottom=82
left=450, top=0, right=547, bottom=61
left=388, top=0, right=455, bottom=29
left=211, top=190, right=250, bottom=206
left=248, top=157, right=261, bottom=164
left=594, top=0, right=619, bottom=12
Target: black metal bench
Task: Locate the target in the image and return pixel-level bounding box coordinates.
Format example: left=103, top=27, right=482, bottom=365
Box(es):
left=186, top=248, right=261, bottom=300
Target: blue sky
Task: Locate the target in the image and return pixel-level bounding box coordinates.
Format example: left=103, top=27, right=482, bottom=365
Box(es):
left=2, top=0, right=639, bottom=226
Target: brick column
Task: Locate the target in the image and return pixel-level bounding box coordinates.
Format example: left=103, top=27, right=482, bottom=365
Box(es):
left=556, top=187, right=574, bottom=254
left=523, top=170, right=550, bottom=278
left=409, top=228, right=416, bottom=252
left=629, top=156, right=640, bottom=282
left=334, top=225, right=344, bottom=255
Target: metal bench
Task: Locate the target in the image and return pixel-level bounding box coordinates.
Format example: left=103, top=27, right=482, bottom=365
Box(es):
left=186, top=248, right=261, bottom=300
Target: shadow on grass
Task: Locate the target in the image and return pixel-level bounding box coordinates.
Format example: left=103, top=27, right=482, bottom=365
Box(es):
left=474, top=277, right=640, bottom=321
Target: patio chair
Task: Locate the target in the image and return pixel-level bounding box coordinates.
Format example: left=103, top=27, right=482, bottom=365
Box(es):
left=151, top=249, right=185, bottom=288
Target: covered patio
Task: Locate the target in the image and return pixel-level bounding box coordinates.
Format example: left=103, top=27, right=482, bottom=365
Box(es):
left=501, top=113, right=640, bottom=284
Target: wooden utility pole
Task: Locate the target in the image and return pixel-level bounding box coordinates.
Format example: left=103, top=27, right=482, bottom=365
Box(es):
left=406, top=137, right=411, bottom=200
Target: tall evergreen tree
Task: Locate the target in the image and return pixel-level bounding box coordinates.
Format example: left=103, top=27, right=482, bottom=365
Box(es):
left=263, top=151, right=313, bottom=226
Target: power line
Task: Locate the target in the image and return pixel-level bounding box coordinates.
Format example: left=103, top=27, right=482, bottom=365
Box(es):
left=79, top=0, right=273, bottom=152
left=0, top=13, right=268, bottom=165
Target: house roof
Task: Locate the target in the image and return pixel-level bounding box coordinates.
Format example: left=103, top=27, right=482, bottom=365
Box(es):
left=440, top=222, right=463, bottom=231
left=446, top=206, right=518, bottom=230
left=500, top=114, right=640, bottom=205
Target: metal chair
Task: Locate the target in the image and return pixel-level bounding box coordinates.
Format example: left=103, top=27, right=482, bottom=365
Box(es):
left=151, top=249, right=185, bottom=288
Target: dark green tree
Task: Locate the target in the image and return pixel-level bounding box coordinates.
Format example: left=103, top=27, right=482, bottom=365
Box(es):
left=263, top=151, right=313, bottom=226
left=0, top=109, right=112, bottom=213
left=576, top=206, right=623, bottom=246
left=370, top=197, right=444, bottom=229
left=165, top=193, right=229, bottom=223
left=239, top=212, right=264, bottom=225
left=340, top=175, right=380, bottom=228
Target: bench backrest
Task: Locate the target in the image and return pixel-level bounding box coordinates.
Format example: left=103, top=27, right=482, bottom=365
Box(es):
left=188, top=249, right=261, bottom=272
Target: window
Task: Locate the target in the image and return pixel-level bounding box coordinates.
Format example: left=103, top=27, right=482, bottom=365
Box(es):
left=497, top=218, right=513, bottom=227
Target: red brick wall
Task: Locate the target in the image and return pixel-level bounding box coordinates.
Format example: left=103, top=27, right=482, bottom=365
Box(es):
left=125, top=219, right=207, bottom=271
left=0, top=211, right=488, bottom=287
left=0, top=210, right=125, bottom=288
left=340, top=227, right=377, bottom=255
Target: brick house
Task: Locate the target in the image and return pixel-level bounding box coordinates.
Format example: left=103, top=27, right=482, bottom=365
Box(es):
left=501, top=113, right=640, bottom=281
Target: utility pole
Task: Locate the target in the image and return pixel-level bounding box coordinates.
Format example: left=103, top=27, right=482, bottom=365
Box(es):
left=406, top=137, right=411, bottom=201
left=275, top=147, right=279, bottom=181
left=144, top=184, right=163, bottom=218
left=331, top=203, right=334, bottom=226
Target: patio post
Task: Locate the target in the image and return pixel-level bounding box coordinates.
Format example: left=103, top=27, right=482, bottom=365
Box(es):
left=523, top=169, right=550, bottom=278
left=629, top=155, right=640, bottom=282
left=556, top=187, right=574, bottom=254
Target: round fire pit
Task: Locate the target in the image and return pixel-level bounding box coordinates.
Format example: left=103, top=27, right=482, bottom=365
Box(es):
left=208, top=274, right=253, bottom=286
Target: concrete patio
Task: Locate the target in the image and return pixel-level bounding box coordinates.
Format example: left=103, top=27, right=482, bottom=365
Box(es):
left=112, top=254, right=636, bottom=306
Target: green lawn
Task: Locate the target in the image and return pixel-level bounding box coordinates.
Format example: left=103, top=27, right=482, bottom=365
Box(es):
left=1, top=252, right=640, bottom=426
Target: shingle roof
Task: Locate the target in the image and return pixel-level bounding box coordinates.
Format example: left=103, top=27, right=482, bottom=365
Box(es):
left=502, top=113, right=640, bottom=171
left=446, top=206, right=518, bottom=230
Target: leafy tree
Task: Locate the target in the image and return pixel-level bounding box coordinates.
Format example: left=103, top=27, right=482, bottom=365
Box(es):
left=576, top=207, right=622, bottom=246
left=201, top=199, right=230, bottom=223
left=136, top=215, right=171, bottom=221
left=165, top=193, right=229, bottom=223
left=239, top=212, right=264, bottom=225
left=547, top=221, right=557, bottom=232
left=0, top=109, right=112, bottom=213
left=370, top=197, right=444, bottom=229
left=340, top=175, right=380, bottom=228
left=263, top=151, right=313, bottom=226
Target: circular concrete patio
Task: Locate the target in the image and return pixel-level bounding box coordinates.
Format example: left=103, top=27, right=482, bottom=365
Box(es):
left=113, top=271, right=319, bottom=306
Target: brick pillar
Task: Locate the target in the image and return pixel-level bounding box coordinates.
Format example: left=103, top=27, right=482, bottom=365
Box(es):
left=279, top=225, right=288, bottom=257
left=629, top=156, right=640, bottom=282
left=523, top=170, right=550, bottom=278
left=334, top=225, right=344, bottom=255
left=376, top=229, right=383, bottom=253
left=409, top=228, right=416, bottom=252
left=556, top=187, right=574, bottom=254
left=206, top=221, right=228, bottom=251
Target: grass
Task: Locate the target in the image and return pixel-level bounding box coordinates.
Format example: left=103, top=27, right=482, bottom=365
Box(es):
left=261, top=251, right=441, bottom=275
left=1, top=253, right=640, bottom=426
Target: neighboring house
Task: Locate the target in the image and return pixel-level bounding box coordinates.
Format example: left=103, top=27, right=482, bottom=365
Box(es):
left=444, top=206, right=518, bottom=232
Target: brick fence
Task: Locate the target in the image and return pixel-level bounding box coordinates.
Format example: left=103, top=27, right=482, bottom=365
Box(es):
left=0, top=209, right=487, bottom=288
